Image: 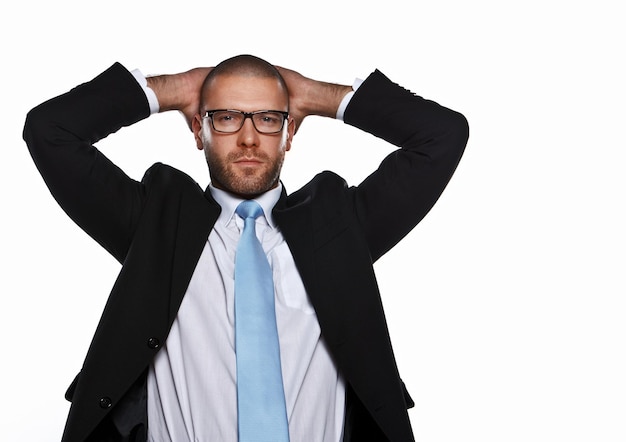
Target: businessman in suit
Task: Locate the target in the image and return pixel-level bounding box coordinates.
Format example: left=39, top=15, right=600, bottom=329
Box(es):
left=24, top=55, right=468, bottom=441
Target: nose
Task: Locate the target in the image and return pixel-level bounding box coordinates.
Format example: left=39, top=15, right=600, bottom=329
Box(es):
left=237, top=117, right=260, bottom=148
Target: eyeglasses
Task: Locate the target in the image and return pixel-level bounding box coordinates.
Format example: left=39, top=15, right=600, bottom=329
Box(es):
left=202, top=109, right=289, bottom=134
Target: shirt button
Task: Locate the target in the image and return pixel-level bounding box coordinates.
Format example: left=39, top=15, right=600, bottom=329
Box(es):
left=147, top=337, right=160, bottom=349
left=99, top=397, right=112, bottom=409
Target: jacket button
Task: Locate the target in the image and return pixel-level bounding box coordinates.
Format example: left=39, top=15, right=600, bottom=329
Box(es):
left=99, top=397, right=112, bottom=409
left=147, top=337, right=161, bottom=349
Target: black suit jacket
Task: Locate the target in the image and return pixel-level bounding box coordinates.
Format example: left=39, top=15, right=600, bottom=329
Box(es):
left=24, top=63, right=468, bottom=441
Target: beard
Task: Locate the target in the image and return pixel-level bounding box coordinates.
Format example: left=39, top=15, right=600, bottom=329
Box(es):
left=205, top=147, right=285, bottom=197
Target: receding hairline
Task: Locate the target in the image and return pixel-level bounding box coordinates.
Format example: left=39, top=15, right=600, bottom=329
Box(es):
left=200, top=54, right=288, bottom=108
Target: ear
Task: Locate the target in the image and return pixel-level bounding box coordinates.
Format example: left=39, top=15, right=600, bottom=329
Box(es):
left=192, top=114, right=205, bottom=150
left=285, top=117, right=296, bottom=152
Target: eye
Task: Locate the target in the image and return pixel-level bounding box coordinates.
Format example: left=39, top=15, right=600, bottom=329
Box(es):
left=209, top=111, right=245, bottom=132
left=215, top=112, right=237, bottom=122
left=254, top=112, right=283, bottom=127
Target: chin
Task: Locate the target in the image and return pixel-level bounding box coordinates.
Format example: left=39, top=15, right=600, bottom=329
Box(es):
left=216, top=176, right=278, bottom=198
left=209, top=159, right=283, bottom=198
left=233, top=182, right=277, bottom=197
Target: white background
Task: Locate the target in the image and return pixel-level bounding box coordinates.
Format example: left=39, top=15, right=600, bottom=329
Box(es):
left=1, top=0, right=624, bottom=440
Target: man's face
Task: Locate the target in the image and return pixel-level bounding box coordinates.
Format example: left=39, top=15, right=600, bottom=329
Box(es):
left=193, top=74, right=295, bottom=198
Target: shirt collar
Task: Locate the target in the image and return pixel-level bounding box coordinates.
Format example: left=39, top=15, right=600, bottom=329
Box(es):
left=208, top=183, right=282, bottom=229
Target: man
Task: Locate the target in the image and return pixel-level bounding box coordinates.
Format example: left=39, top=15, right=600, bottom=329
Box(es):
left=24, top=55, right=469, bottom=441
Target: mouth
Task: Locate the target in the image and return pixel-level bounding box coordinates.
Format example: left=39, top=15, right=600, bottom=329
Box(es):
left=234, top=157, right=263, bottom=166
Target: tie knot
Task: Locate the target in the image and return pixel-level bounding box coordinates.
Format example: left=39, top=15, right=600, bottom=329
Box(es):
left=236, top=200, right=264, bottom=221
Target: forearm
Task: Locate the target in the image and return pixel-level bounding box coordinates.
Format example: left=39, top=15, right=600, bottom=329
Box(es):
left=274, top=66, right=352, bottom=130
left=295, top=79, right=353, bottom=119
left=345, top=70, right=468, bottom=152
left=145, top=67, right=211, bottom=128
left=146, top=74, right=190, bottom=113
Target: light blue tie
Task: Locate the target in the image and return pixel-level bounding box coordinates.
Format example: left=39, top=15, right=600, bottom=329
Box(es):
left=234, top=200, right=289, bottom=442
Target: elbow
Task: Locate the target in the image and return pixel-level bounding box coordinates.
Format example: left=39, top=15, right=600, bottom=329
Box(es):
left=448, top=109, right=470, bottom=149
left=23, top=104, right=47, bottom=154
left=23, top=101, right=66, bottom=165
left=459, top=112, right=470, bottom=146
left=439, top=109, right=469, bottom=162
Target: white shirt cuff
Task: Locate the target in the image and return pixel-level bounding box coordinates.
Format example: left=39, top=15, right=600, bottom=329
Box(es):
left=335, top=78, right=364, bottom=121
left=131, top=69, right=160, bottom=114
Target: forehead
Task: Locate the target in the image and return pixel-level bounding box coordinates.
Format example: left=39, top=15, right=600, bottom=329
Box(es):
left=203, top=74, right=288, bottom=111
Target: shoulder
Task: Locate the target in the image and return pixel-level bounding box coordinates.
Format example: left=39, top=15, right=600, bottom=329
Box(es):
left=288, top=170, right=352, bottom=204
left=285, top=171, right=360, bottom=229
left=141, top=162, right=204, bottom=194
left=138, top=162, right=209, bottom=211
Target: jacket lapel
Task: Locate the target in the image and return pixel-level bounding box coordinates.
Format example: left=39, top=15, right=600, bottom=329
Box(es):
left=272, top=188, right=316, bottom=296
left=168, top=188, right=221, bottom=323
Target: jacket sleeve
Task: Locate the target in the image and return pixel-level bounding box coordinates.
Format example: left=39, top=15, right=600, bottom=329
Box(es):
left=23, top=63, right=152, bottom=263
left=344, top=70, right=469, bottom=262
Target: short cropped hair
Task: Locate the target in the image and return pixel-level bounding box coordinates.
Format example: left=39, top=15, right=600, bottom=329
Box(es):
left=201, top=54, right=288, bottom=109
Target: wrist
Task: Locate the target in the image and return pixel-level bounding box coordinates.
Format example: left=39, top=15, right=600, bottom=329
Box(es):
left=131, top=69, right=160, bottom=114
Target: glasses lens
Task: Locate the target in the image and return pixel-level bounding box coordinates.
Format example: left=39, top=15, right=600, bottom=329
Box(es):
left=211, top=111, right=245, bottom=133
left=209, top=110, right=286, bottom=134
left=251, top=112, right=285, bottom=134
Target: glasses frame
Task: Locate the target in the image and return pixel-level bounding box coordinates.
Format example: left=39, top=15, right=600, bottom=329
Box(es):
left=202, top=109, right=289, bottom=134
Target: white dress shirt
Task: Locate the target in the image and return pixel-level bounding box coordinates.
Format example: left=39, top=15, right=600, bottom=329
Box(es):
left=147, top=185, right=346, bottom=442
